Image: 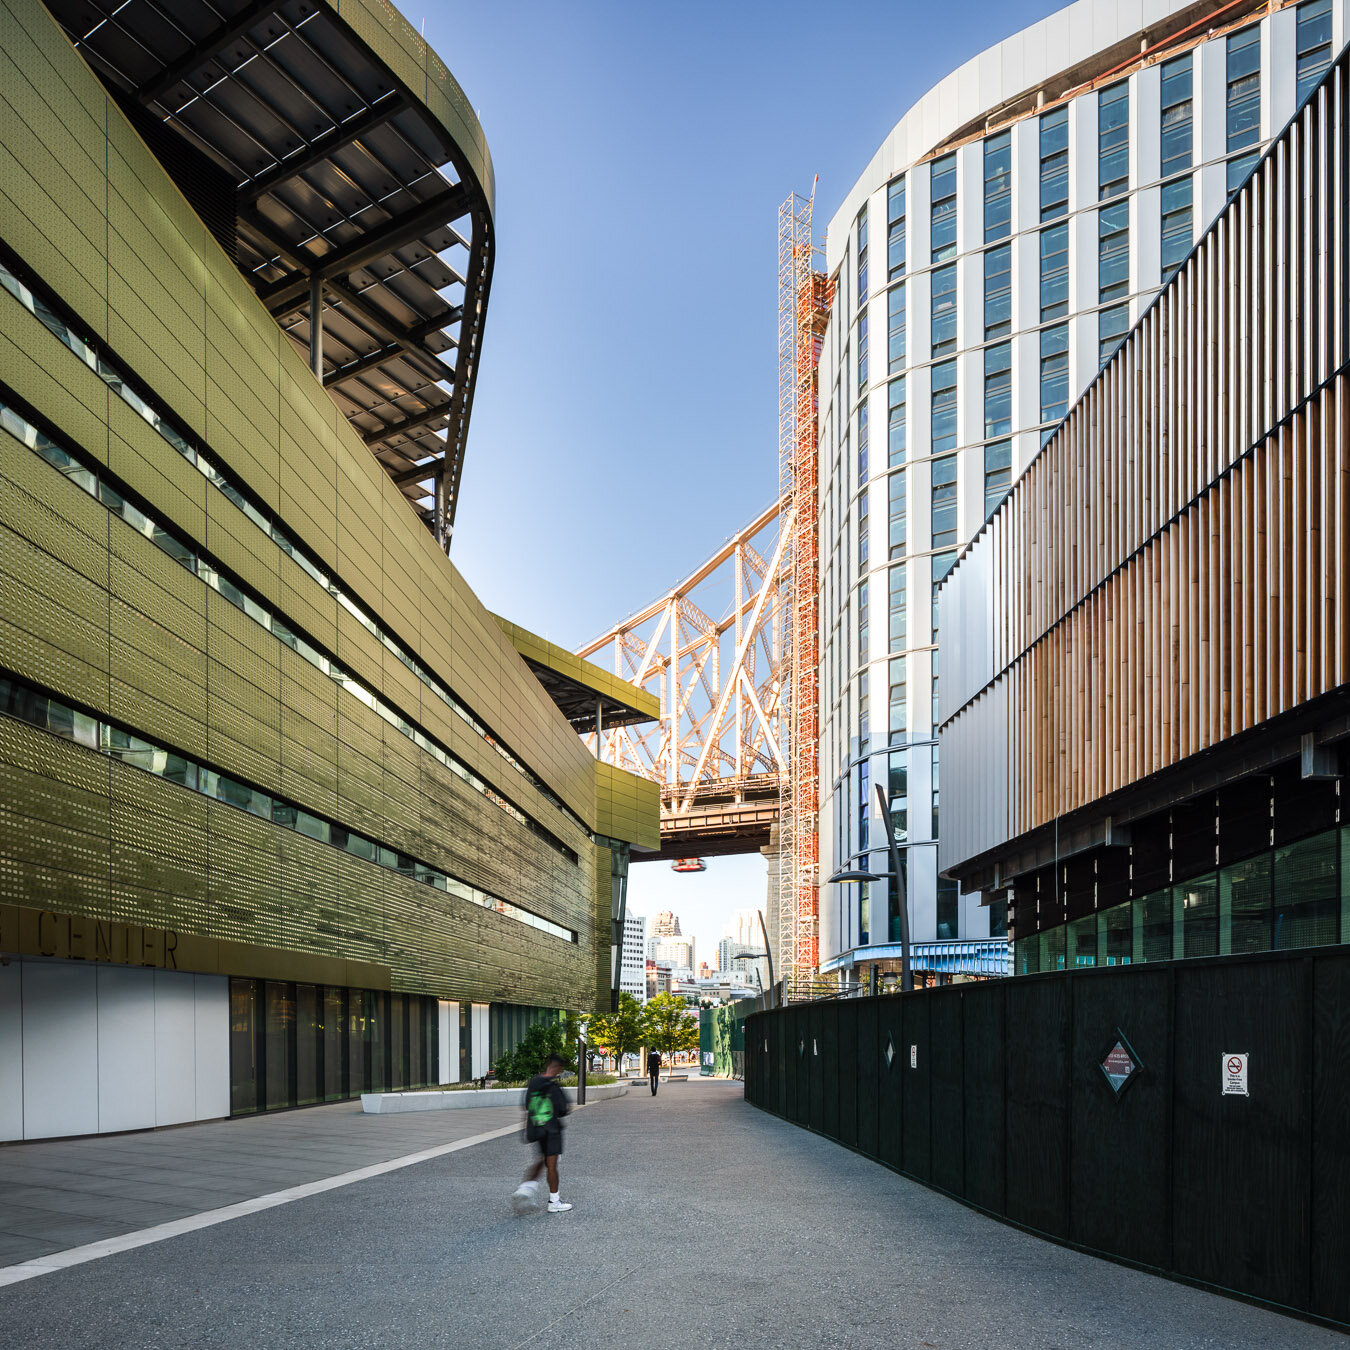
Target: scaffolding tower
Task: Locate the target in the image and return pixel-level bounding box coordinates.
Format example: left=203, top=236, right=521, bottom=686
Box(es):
left=776, top=185, right=831, bottom=1001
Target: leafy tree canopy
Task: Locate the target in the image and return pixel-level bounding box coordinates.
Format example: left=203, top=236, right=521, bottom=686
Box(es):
left=642, top=991, right=700, bottom=1060
left=589, top=993, right=646, bottom=1064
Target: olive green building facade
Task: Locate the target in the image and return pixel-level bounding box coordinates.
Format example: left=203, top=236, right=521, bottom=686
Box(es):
left=0, top=0, right=658, bottom=1138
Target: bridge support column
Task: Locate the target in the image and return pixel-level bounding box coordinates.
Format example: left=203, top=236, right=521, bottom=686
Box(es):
left=762, top=824, right=781, bottom=991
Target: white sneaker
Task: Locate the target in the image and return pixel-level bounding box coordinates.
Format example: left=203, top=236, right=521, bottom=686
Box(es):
left=547, top=1199, right=573, bottom=1213
left=511, top=1183, right=538, bottom=1214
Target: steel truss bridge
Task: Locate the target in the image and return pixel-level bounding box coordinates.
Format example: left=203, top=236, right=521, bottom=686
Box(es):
left=576, top=499, right=789, bottom=863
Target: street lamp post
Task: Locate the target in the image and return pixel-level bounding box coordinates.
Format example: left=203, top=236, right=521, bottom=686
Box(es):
left=874, top=783, right=913, bottom=994
left=826, top=784, right=913, bottom=994
left=756, top=909, right=776, bottom=1007
left=732, top=951, right=769, bottom=1001
left=577, top=1020, right=588, bottom=1105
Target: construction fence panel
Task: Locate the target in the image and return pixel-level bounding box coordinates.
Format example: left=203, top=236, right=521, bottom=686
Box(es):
left=901, top=993, right=931, bottom=1185
left=744, top=944, right=1350, bottom=1332
left=854, top=998, right=879, bottom=1161
left=821, top=1001, right=840, bottom=1143
left=876, top=996, right=902, bottom=1170
left=836, top=999, right=858, bottom=1152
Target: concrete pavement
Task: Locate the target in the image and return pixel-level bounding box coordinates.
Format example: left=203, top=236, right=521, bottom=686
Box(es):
left=0, top=1077, right=1339, bottom=1349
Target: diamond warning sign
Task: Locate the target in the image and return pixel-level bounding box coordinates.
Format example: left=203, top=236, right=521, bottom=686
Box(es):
left=1099, top=1038, right=1139, bottom=1095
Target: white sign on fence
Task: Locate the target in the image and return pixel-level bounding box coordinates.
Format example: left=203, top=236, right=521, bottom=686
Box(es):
left=1222, top=1052, right=1249, bottom=1097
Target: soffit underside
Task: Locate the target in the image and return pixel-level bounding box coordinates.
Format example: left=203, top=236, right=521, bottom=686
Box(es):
left=47, top=0, right=493, bottom=541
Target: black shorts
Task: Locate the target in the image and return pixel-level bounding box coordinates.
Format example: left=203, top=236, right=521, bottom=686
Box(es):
left=535, top=1127, right=563, bottom=1158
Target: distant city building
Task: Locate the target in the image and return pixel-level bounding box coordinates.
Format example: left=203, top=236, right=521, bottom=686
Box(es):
left=696, top=977, right=757, bottom=1003
left=723, top=908, right=762, bottom=949
left=652, top=936, right=695, bottom=971
left=698, top=961, right=713, bottom=980
left=717, top=937, right=753, bottom=971
left=620, top=914, right=648, bottom=1003
left=648, top=961, right=672, bottom=998
left=650, top=910, right=682, bottom=940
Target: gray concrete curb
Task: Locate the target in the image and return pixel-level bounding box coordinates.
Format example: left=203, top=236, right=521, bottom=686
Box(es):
left=360, top=1081, right=629, bottom=1113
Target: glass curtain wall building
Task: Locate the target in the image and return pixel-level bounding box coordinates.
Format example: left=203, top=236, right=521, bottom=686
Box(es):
left=815, top=0, right=1344, bottom=984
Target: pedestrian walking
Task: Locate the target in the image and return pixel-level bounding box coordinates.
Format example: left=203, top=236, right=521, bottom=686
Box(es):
left=647, top=1048, right=661, bottom=1096
left=511, top=1053, right=572, bottom=1214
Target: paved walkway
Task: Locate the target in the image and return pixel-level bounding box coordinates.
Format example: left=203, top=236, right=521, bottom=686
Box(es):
left=0, top=1097, right=521, bottom=1269
left=0, top=1079, right=1340, bottom=1349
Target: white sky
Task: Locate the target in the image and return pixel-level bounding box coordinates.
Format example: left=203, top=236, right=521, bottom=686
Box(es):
left=626, top=852, right=768, bottom=972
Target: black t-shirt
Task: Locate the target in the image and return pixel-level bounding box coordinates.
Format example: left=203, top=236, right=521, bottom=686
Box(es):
left=647, top=1052, right=660, bottom=1073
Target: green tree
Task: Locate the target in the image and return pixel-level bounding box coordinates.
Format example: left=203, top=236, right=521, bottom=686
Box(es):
left=642, top=991, right=700, bottom=1068
left=590, top=992, right=645, bottom=1074
left=489, top=1019, right=574, bottom=1083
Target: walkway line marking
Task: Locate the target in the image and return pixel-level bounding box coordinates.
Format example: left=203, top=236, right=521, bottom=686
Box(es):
left=0, top=1119, right=525, bottom=1289
left=507, top=1264, right=641, bottom=1350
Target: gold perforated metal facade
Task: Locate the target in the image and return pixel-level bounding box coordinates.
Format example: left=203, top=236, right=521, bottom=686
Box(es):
left=0, top=0, right=656, bottom=1025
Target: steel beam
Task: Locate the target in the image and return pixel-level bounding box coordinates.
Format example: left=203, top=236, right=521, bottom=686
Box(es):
left=238, top=96, right=404, bottom=204
left=259, top=184, right=472, bottom=312
left=361, top=400, right=453, bottom=446
left=137, top=0, right=278, bottom=107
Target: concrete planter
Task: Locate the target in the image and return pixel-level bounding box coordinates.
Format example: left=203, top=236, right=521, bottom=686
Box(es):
left=361, top=1081, right=628, bottom=1114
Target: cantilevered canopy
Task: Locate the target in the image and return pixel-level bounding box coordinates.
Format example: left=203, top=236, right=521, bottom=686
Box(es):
left=496, top=619, right=659, bottom=736
left=49, top=0, right=494, bottom=545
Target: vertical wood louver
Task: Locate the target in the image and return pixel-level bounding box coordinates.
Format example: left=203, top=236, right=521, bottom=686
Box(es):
left=940, top=47, right=1350, bottom=876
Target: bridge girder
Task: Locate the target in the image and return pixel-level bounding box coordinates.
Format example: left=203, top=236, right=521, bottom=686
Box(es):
left=577, top=499, right=788, bottom=852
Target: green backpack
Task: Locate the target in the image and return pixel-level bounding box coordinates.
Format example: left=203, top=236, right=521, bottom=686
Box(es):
left=526, top=1083, right=554, bottom=1140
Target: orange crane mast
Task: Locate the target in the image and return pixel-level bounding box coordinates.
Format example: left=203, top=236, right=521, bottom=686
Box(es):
left=776, top=184, right=832, bottom=998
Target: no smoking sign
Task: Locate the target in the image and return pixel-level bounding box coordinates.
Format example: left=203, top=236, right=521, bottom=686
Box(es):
left=1222, top=1052, right=1249, bottom=1097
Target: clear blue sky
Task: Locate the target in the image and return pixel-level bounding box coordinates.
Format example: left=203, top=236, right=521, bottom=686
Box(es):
left=412, top=0, right=1057, bottom=961
left=427, top=0, right=1055, bottom=644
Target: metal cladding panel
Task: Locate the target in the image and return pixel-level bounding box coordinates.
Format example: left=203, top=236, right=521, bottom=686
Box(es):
left=942, top=49, right=1350, bottom=878
left=820, top=1002, right=839, bottom=1142
left=0, top=0, right=618, bottom=1011
left=939, top=512, right=995, bottom=717
left=877, top=995, right=903, bottom=1169
left=835, top=1001, right=858, bottom=1151
left=806, top=1002, right=824, bottom=1134
left=854, top=998, right=879, bottom=1160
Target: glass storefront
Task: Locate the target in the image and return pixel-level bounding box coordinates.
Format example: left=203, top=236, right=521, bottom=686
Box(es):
left=230, top=978, right=438, bottom=1114
left=1015, top=824, right=1350, bottom=974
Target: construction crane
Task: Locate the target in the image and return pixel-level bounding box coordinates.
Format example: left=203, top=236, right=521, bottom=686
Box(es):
left=777, top=181, right=832, bottom=1001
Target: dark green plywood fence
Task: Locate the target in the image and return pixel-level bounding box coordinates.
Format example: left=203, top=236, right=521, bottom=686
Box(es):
left=700, top=1002, right=749, bottom=1077
left=746, top=946, right=1350, bottom=1330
